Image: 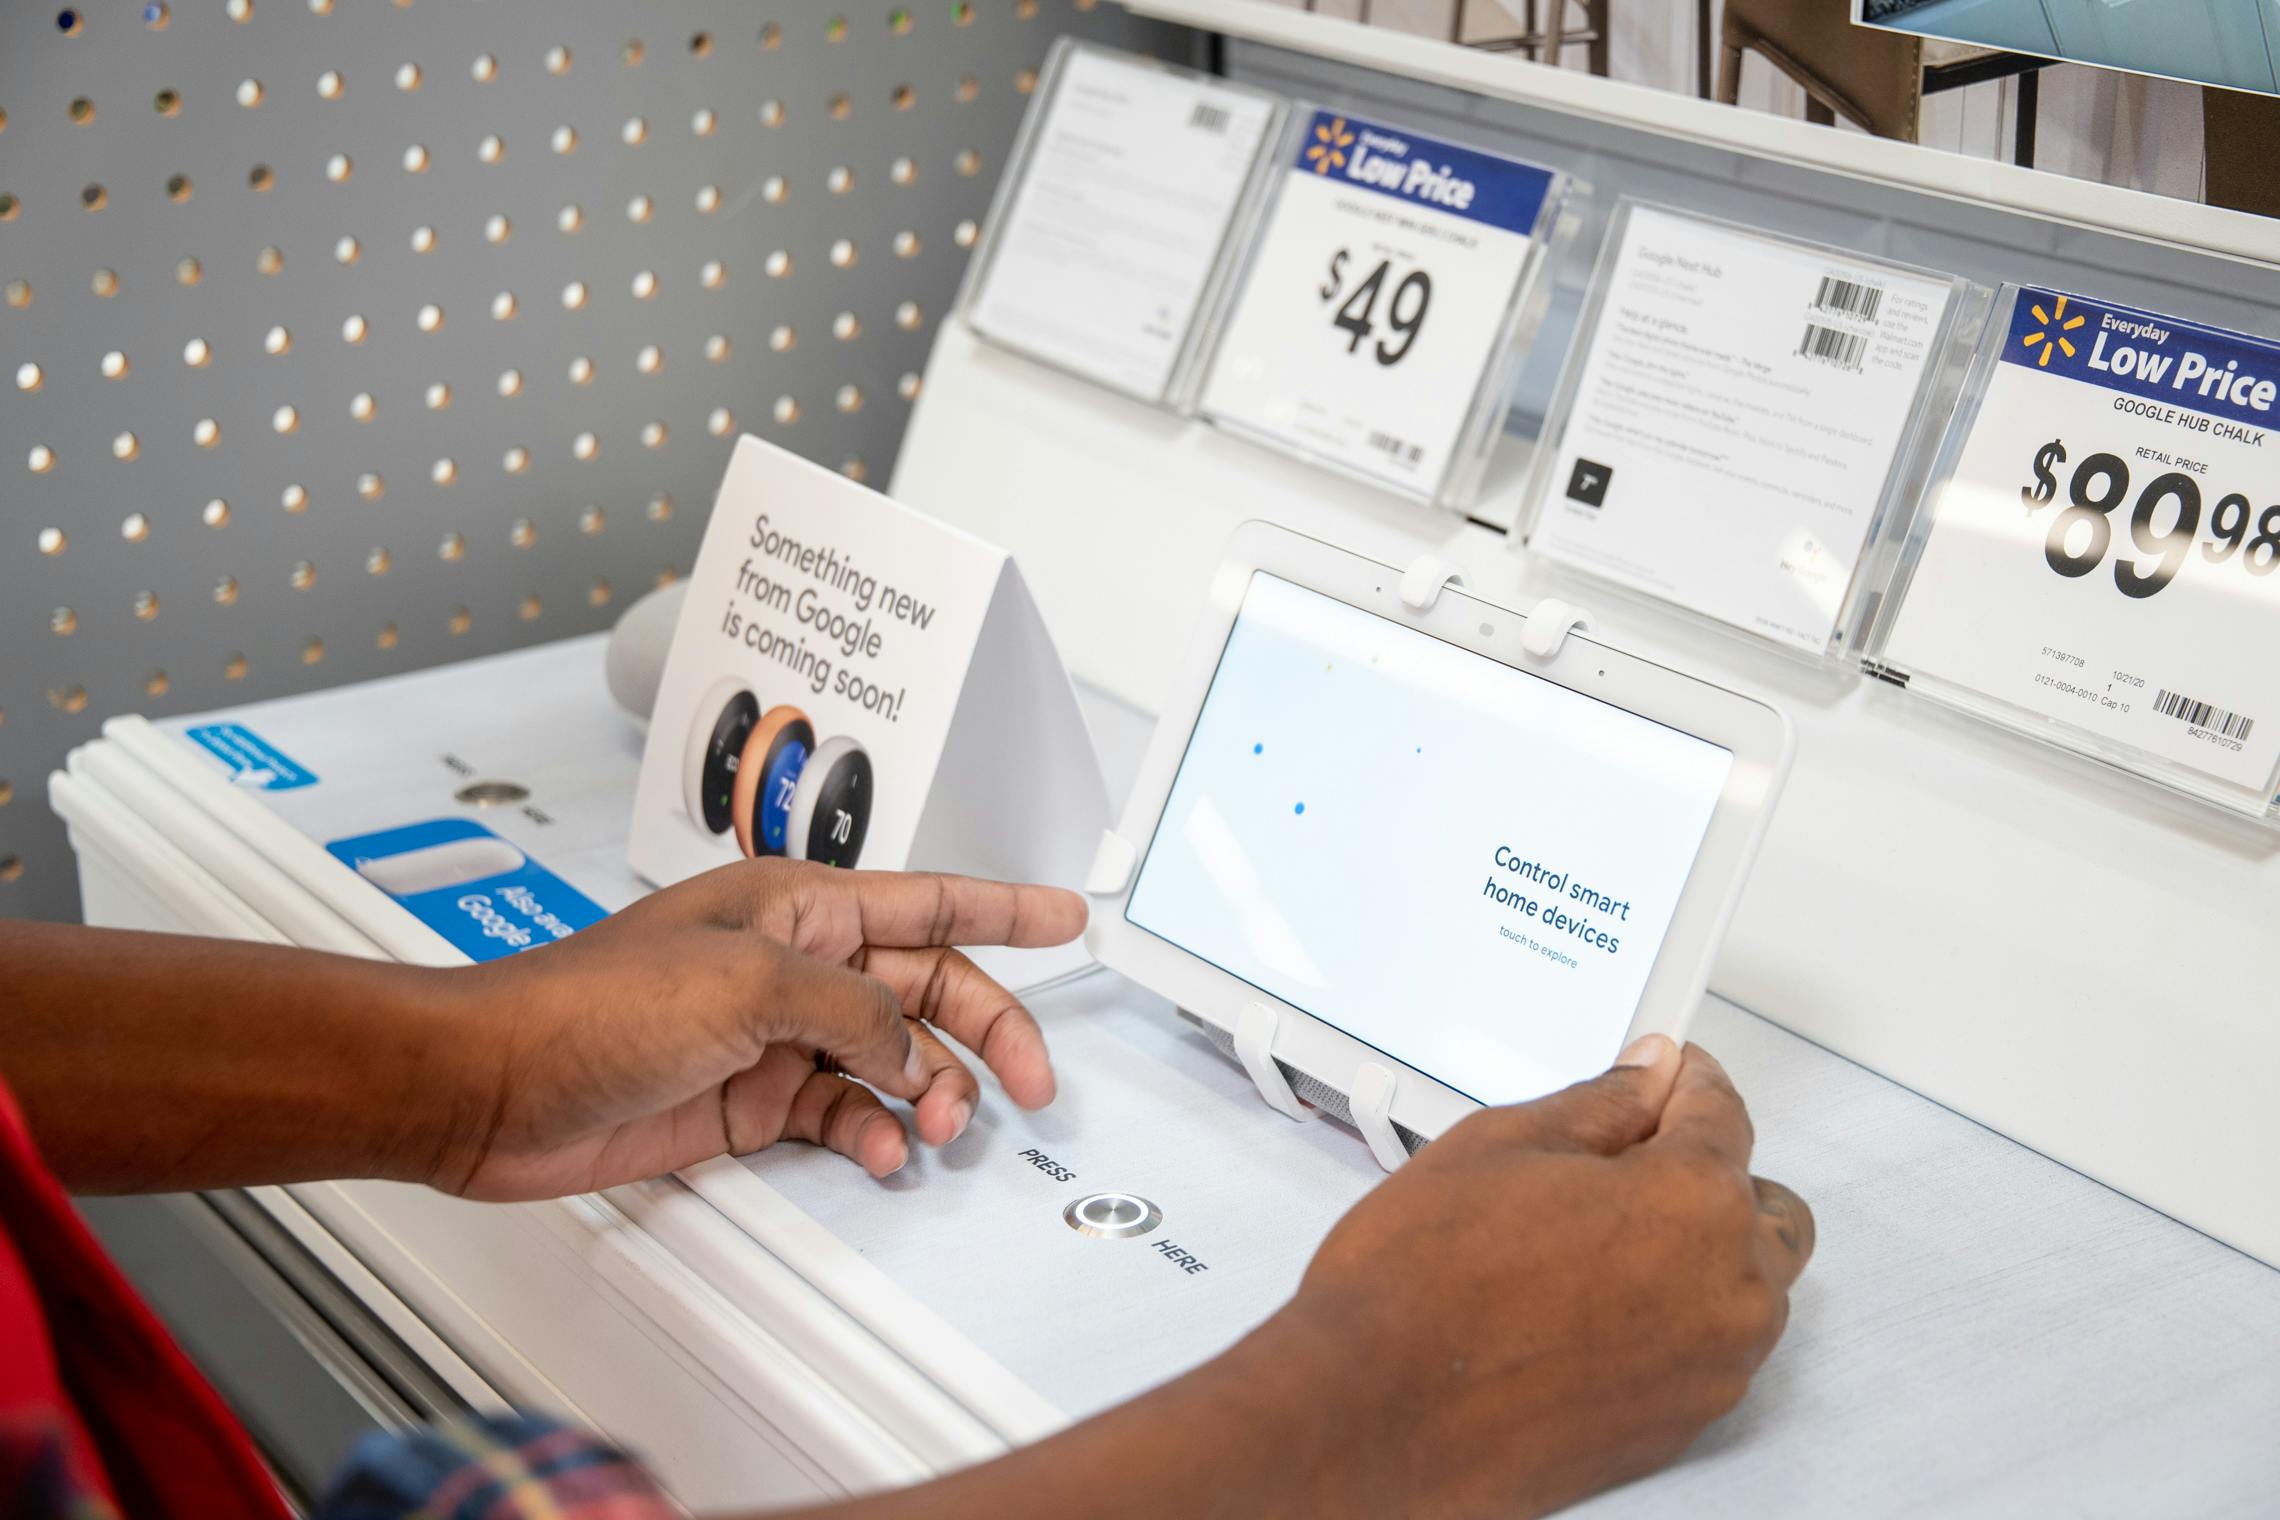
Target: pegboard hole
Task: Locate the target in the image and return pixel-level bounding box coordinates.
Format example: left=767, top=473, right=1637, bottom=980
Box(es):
left=281, top=484, right=307, bottom=514
left=91, top=268, right=118, bottom=296
left=113, top=431, right=141, bottom=461
left=56, top=8, right=83, bottom=36
left=621, top=116, right=648, bottom=146
left=891, top=156, right=916, bottom=185
left=635, top=344, right=662, bottom=374
left=16, top=362, right=42, bottom=392
left=899, top=371, right=923, bottom=401
left=176, top=256, right=203, bottom=286
left=485, top=214, right=511, bottom=244
left=707, top=408, right=734, bottom=437
left=69, top=96, right=95, bottom=125
left=893, top=84, right=915, bottom=110
left=144, top=671, right=170, bottom=697
left=249, top=164, right=275, bottom=191
left=705, top=334, right=731, bottom=362
left=346, top=393, right=373, bottom=423
left=447, top=608, right=471, bottom=636
left=841, top=459, right=867, bottom=482
left=765, top=251, right=791, bottom=279
left=640, top=421, right=667, bottom=448
left=688, top=30, right=712, bottom=56
left=1017, top=67, right=1039, bottom=94
left=426, top=382, right=451, bottom=410
left=828, top=166, right=853, bottom=194
left=830, top=239, right=857, bottom=268
left=832, top=312, right=859, bottom=341
left=224, top=654, right=248, bottom=681
left=202, top=498, right=231, bottom=527
left=316, top=70, right=343, bottom=100
left=773, top=396, right=800, bottom=425
left=28, top=445, right=57, bottom=473
left=264, top=326, right=290, bottom=355
left=410, top=224, right=436, bottom=253
left=769, top=324, right=795, bottom=351
left=346, top=313, right=372, bottom=342
left=954, top=218, right=978, bottom=248
left=504, top=444, right=532, bottom=472
left=324, top=154, right=351, bottom=182
left=1, top=857, right=22, bottom=886
left=836, top=384, right=863, bottom=413
left=497, top=368, right=523, bottom=397
left=471, top=53, right=498, bottom=83
left=0, top=781, right=12, bottom=807
left=302, top=638, right=325, bottom=665
left=955, top=148, right=980, bottom=176
left=557, top=282, right=584, bottom=311
left=557, top=204, right=584, bottom=233
left=695, top=185, right=720, bottom=213
left=571, top=432, right=597, bottom=461
left=896, top=229, right=921, bottom=258
left=631, top=270, right=657, bottom=300
left=544, top=45, right=571, bottom=74
left=237, top=79, right=265, bottom=107
left=953, top=2, right=974, bottom=23
left=589, top=580, right=613, bottom=607
left=492, top=290, right=520, bottom=321
left=133, top=591, right=159, bottom=621
left=518, top=596, right=542, bottom=622
left=51, top=607, right=78, bottom=637
left=956, top=75, right=978, bottom=103
left=225, top=0, right=250, bottom=21
left=510, top=517, right=535, bottom=547
left=762, top=175, right=787, bottom=204
left=154, top=88, right=180, bottom=116
left=377, top=623, right=399, bottom=649
left=432, top=457, right=457, bottom=485
left=357, top=472, right=383, bottom=500
left=367, top=548, right=392, bottom=575
left=439, top=531, right=465, bottom=561
left=760, top=100, right=784, bottom=128
left=692, top=107, right=716, bottom=136
left=626, top=194, right=653, bottom=224
left=4, top=279, right=28, bottom=306
left=896, top=300, right=923, bottom=329
left=477, top=134, right=504, bottom=164
left=699, top=260, right=725, bottom=288
left=166, top=173, right=193, bottom=202
left=48, top=686, right=87, bottom=715
left=335, top=235, right=361, bottom=264
left=623, top=37, right=645, bottom=65
left=580, top=506, right=606, bottom=535
left=145, top=2, right=170, bottom=28
left=192, top=419, right=219, bottom=448
left=290, top=560, right=316, bottom=590
left=647, top=492, right=673, bottom=519
left=549, top=125, right=577, bottom=155
left=82, top=184, right=109, bottom=212
left=38, top=527, right=65, bottom=554
left=566, top=356, right=593, bottom=384
left=121, top=512, right=151, bottom=541
left=395, top=62, right=422, bottom=91
left=412, top=306, right=439, bottom=334
left=183, top=336, right=211, bottom=367
left=213, top=575, right=239, bottom=605
left=829, top=93, right=851, bottom=120
left=826, top=16, right=848, bottom=43
left=404, top=145, right=430, bottom=174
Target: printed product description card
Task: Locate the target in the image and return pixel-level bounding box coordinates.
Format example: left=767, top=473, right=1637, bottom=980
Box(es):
left=964, top=44, right=1278, bottom=403
left=1531, top=204, right=1959, bottom=654
left=1881, top=287, right=2280, bottom=805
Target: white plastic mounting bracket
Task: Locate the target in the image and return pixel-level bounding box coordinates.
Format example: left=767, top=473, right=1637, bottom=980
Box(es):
left=1349, top=1062, right=1408, bottom=1173
left=1235, top=1002, right=1317, bottom=1124
left=1519, top=598, right=1593, bottom=661
left=1399, top=554, right=1465, bottom=612
left=1084, top=829, right=1138, bottom=897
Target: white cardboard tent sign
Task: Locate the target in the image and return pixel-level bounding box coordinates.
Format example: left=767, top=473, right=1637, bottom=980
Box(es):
left=629, top=437, right=1110, bottom=897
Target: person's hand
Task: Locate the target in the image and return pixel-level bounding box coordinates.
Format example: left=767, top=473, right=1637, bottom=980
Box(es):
left=1257, top=1037, right=1813, bottom=1518
left=423, top=860, right=1086, bottom=1201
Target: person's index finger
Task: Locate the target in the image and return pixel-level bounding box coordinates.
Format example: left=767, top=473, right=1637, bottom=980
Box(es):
left=843, top=870, right=1087, bottom=950
left=1648, top=1043, right=1755, bottom=1170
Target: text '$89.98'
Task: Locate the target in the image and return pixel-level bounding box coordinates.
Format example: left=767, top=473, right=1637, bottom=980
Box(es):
left=1319, top=248, right=1433, bottom=366
left=2019, top=437, right=2280, bottom=600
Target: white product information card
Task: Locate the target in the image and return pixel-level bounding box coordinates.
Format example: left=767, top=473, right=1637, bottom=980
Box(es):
left=1530, top=204, right=1959, bottom=654
left=630, top=437, right=1109, bottom=893
left=1880, top=287, right=2280, bottom=807
left=963, top=44, right=1279, bottom=404
left=1201, top=111, right=1562, bottom=505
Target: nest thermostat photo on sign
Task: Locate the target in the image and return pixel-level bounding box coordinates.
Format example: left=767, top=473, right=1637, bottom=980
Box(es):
left=789, top=735, right=873, bottom=869
left=679, top=676, right=872, bottom=868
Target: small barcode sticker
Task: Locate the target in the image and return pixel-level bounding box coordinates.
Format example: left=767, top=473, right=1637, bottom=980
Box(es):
left=1367, top=429, right=1423, bottom=465
left=1798, top=323, right=1867, bottom=371
left=2154, top=688, right=2254, bottom=741
left=1812, top=274, right=1885, bottom=323
left=1188, top=101, right=1230, bottom=134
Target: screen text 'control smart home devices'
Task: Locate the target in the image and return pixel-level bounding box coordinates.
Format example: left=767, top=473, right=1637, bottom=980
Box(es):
left=1088, top=523, right=1791, bottom=1147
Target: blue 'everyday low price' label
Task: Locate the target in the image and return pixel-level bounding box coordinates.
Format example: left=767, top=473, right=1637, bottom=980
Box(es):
left=184, top=723, right=319, bottom=791
left=326, top=818, right=608, bottom=962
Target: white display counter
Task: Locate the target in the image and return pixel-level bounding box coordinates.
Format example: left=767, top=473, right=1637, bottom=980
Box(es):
left=51, top=635, right=2280, bottom=1514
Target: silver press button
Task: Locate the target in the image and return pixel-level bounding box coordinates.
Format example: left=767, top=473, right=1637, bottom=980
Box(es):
left=1064, top=1192, right=1162, bottom=1240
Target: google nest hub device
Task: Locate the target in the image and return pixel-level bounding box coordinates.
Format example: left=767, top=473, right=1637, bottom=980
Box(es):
left=1088, top=523, right=1792, bottom=1149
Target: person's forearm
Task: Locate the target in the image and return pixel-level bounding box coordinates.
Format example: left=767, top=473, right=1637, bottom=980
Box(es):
left=754, top=1303, right=1406, bottom=1520
left=0, top=922, right=478, bottom=1193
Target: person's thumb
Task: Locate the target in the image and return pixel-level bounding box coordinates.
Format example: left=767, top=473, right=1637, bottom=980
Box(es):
left=1473, top=1033, right=1683, bottom=1156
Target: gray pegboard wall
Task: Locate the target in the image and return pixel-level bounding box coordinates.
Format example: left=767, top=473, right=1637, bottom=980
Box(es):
left=0, top=0, right=1199, bottom=921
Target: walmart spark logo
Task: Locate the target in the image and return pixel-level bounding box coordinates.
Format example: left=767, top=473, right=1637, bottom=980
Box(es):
left=2020, top=293, right=2087, bottom=368
left=1305, top=116, right=1355, bottom=175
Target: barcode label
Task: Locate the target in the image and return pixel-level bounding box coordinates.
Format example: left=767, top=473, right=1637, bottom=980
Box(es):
left=1367, top=429, right=1423, bottom=464
left=1798, top=323, right=1867, bottom=371
left=1187, top=101, right=1230, bottom=134
left=1812, top=274, right=1885, bottom=323
left=2154, top=688, right=2255, bottom=741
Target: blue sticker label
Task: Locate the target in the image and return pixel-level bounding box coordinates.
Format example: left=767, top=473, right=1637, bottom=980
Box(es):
left=1291, top=110, right=1555, bottom=237
left=326, top=818, right=608, bottom=963
left=184, top=723, right=320, bottom=791
left=2001, top=287, right=2280, bottom=435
